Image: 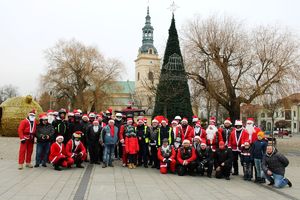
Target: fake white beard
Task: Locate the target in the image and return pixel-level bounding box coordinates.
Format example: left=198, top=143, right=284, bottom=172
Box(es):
left=206, top=125, right=217, bottom=141
left=48, top=115, right=55, bottom=124
left=195, top=126, right=200, bottom=133
left=29, top=116, right=35, bottom=121
left=75, top=141, right=80, bottom=146
left=93, top=126, right=99, bottom=132
left=246, top=124, right=254, bottom=135
left=162, top=145, right=169, bottom=152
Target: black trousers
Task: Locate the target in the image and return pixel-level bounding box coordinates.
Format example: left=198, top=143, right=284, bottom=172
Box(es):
left=242, top=162, right=253, bottom=179
left=128, top=154, right=137, bottom=164
left=197, top=160, right=214, bottom=176
left=88, top=142, right=99, bottom=163
left=98, top=144, right=103, bottom=162
left=215, top=164, right=231, bottom=178
left=177, top=161, right=197, bottom=176
left=232, top=151, right=240, bottom=174
left=138, top=143, right=148, bottom=165
left=149, top=145, right=159, bottom=167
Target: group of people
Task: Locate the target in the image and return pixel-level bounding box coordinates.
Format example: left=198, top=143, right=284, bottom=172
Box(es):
left=17, top=108, right=292, bottom=188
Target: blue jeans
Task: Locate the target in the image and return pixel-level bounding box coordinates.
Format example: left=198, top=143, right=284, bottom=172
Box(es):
left=36, top=142, right=50, bottom=165
left=254, top=159, right=263, bottom=178
left=103, top=144, right=115, bottom=165
left=263, top=171, right=288, bottom=188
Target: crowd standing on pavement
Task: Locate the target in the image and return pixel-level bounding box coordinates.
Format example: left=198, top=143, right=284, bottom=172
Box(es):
left=17, top=107, right=292, bottom=188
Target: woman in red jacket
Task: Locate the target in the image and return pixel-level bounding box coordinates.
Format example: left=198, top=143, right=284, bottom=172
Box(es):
left=125, top=132, right=139, bottom=169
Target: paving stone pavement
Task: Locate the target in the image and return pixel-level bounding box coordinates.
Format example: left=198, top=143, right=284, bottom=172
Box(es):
left=0, top=136, right=299, bottom=200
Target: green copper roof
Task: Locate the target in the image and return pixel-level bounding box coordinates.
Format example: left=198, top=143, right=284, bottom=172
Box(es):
left=106, top=81, right=135, bottom=94
left=139, top=6, right=158, bottom=54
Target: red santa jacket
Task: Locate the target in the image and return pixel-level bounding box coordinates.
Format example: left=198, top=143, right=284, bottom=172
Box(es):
left=125, top=136, right=139, bottom=154
left=49, top=142, right=66, bottom=163
left=65, top=139, right=87, bottom=158
left=118, top=124, right=125, bottom=141
left=177, top=146, right=197, bottom=165
left=228, top=128, right=249, bottom=152
left=182, top=125, right=194, bottom=142
left=157, top=146, right=176, bottom=161
left=18, top=118, right=37, bottom=140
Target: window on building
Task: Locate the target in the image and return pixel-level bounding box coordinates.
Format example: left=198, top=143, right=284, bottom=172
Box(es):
left=294, top=111, right=296, bottom=117
left=267, top=112, right=272, bottom=118
left=137, top=72, right=140, bottom=81
left=149, top=48, right=153, bottom=54
left=148, top=71, right=153, bottom=81
left=261, top=113, right=265, bottom=118
left=275, top=112, right=278, bottom=117
left=294, top=123, right=297, bottom=129
left=281, top=111, right=284, bottom=117
left=285, top=110, right=291, bottom=120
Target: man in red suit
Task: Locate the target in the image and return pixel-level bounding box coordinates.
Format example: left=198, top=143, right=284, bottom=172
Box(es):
left=65, top=131, right=87, bottom=168
left=181, top=118, right=194, bottom=142
left=228, top=120, right=249, bottom=175
left=18, top=109, right=37, bottom=170
left=157, top=138, right=176, bottom=174
left=193, top=121, right=206, bottom=141
left=205, top=117, right=223, bottom=152
left=171, top=120, right=183, bottom=150
left=245, top=118, right=261, bottom=144
left=49, top=136, right=73, bottom=171
left=177, top=139, right=197, bottom=176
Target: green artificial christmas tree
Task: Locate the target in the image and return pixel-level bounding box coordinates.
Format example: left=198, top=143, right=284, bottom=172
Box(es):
left=152, top=14, right=193, bottom=122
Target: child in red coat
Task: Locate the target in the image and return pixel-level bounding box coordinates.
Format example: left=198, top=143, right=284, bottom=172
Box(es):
left=125, top=132, right=139, bottom=169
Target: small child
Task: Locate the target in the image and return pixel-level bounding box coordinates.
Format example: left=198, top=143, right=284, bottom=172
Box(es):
left=125, top=132, right=139, bottom=169
left=241, top=140, right=253, bottom=181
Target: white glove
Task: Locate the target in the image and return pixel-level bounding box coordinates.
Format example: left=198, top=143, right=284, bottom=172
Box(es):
left=120, top=139, right=124, bottom=143
left=168, top=158, right=172, bottom=162
left=183, top=160, right=188, bottom=165
left=163, top=158, right=166, bottom=162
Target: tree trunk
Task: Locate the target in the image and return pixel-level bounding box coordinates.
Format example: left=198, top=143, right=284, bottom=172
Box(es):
left=229, top=101, right=240, bottom=124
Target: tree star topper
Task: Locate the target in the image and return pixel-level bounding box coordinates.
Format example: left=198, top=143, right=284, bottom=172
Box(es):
left=168, top=1, right=179, bottom=13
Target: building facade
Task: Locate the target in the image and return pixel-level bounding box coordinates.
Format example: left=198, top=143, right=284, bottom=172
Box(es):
left=134, top=7, right=161, bottom=114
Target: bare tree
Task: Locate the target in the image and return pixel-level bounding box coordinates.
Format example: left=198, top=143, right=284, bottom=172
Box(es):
left=183, top=15, right=300, bottom=122
left=42, top=39, right=123, bottom=111
left=0, top=84, right=18, bottom=104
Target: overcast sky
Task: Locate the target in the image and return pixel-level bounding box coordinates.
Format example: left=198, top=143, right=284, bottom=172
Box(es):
left=0, top=0, right=298, bottom=96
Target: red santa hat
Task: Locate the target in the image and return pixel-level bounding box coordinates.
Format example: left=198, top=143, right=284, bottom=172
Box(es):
left=68, top=112, right=74, bottom=117
left=127, top=118, right=133, bottom=122
left=161, top=119, right=167, bottom=123
left=174, top=116, right=182, bottom=120
left=143, top=117, right=148, bottom=122
left=247, top=118, right=255, bottom=124
left=47, top=110, right=54, bottom=115
left=200, top=139, right=207, bottom=146
left=106, top=108, right=113, bottom=114
left=235, top=120, right=243, bottom=126
left=171, top=120, right=178, bottom=125
left=53, top=111, right=58, bottom=116
left=93, top=120, right=99, bottom=125
left=97, top=115, right=103, bottom=120
left=152, top=119, right=158, bottom=123
left=29, top=109, right=36, bottom=115
left=209, top=117, right=216, bottom=123
left=39, top=113, right=48, bottom=120
left=194, top=136, right=201, bottom=141
left=195, top=121, right=201, bottom=127
left=108, top=119, right=115, bottom=124
left=181, top=118, right=188, bottom=123
left=244, top=139, right=250, bottom=146
left=76, top=109, right=82, bottom=114
left=82, top=114, right=89, bottom=120
left=56, top=135, right=64, bottom=141
left=224, top=118, right=232, bottom=124
left=73, top=131, right=82, bottom=138
left=192, top=115, right=199, bottom=123
left=89, top=112, right=96, bottom=118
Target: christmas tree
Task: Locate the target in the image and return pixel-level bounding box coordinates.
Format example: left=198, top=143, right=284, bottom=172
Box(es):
left=152, top=14, right=193, bottom=122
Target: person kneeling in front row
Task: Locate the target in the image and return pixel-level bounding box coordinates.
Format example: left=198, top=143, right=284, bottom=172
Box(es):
left=215, top=141, right=232, bottom=180
left=65, top=131, right=87, bottom=168
left=157, top=138, right=176, bottom=174
left=177, top=139, right=197, bottom=176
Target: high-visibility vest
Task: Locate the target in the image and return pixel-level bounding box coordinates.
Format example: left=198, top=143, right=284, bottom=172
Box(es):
left=135, top=126, right=149, bottom=143
left=158, top=127, right=172, bottom=146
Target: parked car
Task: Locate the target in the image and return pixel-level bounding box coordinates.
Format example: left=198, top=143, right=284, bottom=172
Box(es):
left=273, top=128, right=290, bottom=138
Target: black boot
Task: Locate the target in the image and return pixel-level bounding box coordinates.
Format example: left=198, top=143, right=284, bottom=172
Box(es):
left=76, top=163, right=84, bottom=168
left=54, top=165, right=62, bottom=171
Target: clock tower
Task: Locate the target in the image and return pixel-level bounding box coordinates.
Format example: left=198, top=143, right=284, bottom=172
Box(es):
left=135, top=7, right=161, bottom=114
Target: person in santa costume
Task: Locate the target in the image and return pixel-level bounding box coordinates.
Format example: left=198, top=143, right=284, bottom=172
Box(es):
left=218, top=118, right=233, bottom=146
left=181, top=118, right=194, bottom=142
left=245, top=118, right=261, bottom=144
left=65, top=131, right=87, bottom=168
left=35, top=113, right=54, bottom=168
left=149, top=118, right=160, bottom=169
left=157, top=119, right=174, bottom=147
left=47, top=110, right=55, bottom=124
left=205, top=117, right=223, bottom=152
left=196, top=139, right=214, bottom=177
left=100, top=119, right=119, bottom=168
left=125, top=130, right=139, bottom=169
left=177, top=139, right=197, bottom=176
left=157, top=138, right=176, bottom=174
left=215, top=141, right=233, bottom=180
left=18, top=110, right=36, bottom=170
left=120, top=118, right=135, bottom=167
left=193, top=121, right=206, bottom=141
left=86, top=120, right=102, bottom=164
left=18, top=109, right=37, bottom=169
left=49, top=136, right=72, bottom=171
left=171, top=120, right=183, bottom=150
left=228, top=120, right=249, bottom=175
left=192, top=115, right=199, bottom=127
